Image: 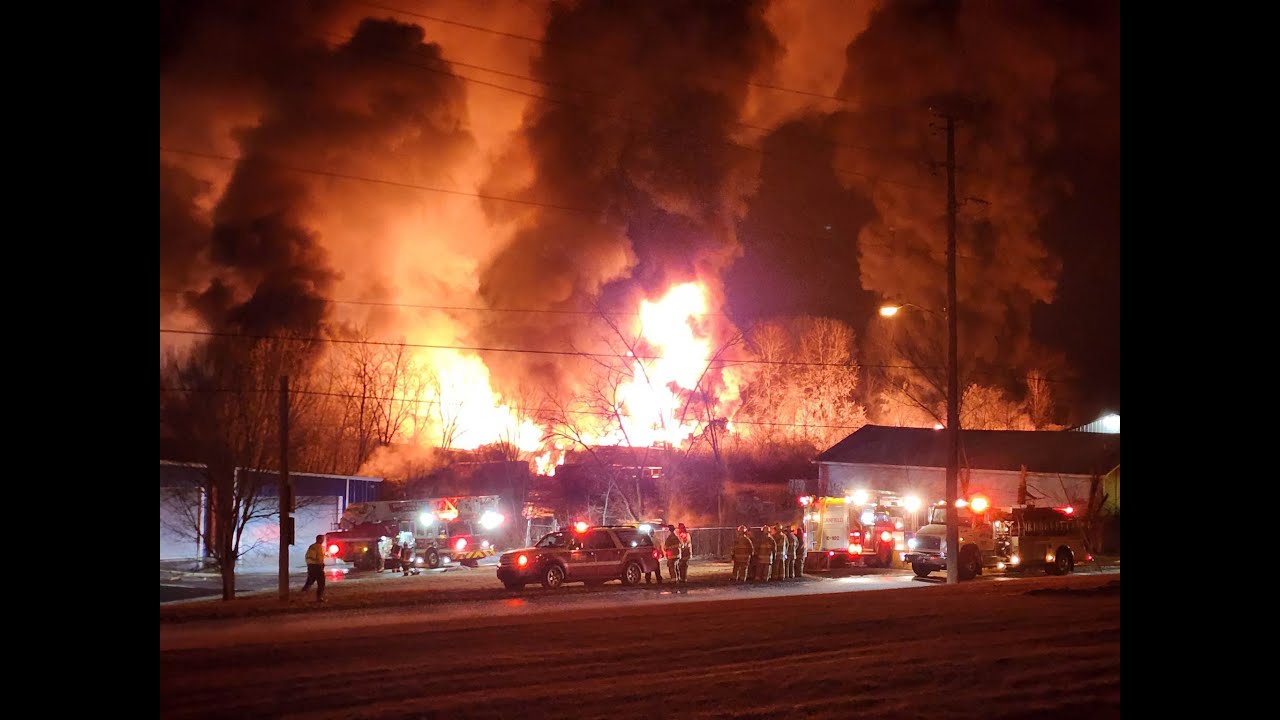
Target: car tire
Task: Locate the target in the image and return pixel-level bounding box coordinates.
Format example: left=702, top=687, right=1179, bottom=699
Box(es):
left=622, top=561, right=643, bottom=586
left=541, top=563, right=565, bottom=589
left=426, top=550, right=440, bottom=569
left=912, top=562, right=933, bottom=578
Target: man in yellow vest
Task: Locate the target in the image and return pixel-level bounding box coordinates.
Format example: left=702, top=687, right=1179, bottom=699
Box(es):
left=301, top=534, right=327, bottom=602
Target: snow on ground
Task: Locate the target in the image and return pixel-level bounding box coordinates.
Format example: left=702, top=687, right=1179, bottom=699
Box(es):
left=160, top=572, right=1119, bottom=720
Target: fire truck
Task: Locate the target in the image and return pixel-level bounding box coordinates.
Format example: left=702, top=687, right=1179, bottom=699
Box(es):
left=903, top=498, right=1091, bottom=580
left=800, top=491, right=908, bottom=569
left=323, top=496, right=508, bottom=570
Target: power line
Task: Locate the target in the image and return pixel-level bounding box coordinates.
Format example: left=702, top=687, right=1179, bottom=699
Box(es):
left=159, top=146, right=599, bottom=214
left=318, top=27, right=921, bottom=165
left=158, top=327, right=925, bottom=371
left=158, top=384, right=877, bottom=432
left=351, top=0, right=929, bottom=117
left=157, top=327, right=1075, bottom=385
left=306, top=29, right=932, bottom=191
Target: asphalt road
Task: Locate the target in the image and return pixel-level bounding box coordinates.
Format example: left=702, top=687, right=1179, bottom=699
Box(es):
left=160, top=569, right=1120, bottom=719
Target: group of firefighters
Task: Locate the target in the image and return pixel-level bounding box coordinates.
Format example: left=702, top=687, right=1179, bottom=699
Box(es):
left=731, top=524, right=806, bottom=582
left=365, top=535, right=420, bottom=576
left=644, top=522, right=808, bottom=585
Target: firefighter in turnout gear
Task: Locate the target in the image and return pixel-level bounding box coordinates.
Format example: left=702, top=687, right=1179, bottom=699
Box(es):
left=754, top=528, right=775, bottom=582
left=771, top=525, right=788, bottom=581
left=782, top=526, right=797, bottom=579
left=731, top=525, right=754, bottom=582
left=792, top=525, right=806, bottom=577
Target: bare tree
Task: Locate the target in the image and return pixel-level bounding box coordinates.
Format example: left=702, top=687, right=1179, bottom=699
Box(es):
left=1025, top=368, right=1054, bottom=430
left=734, top=317, right=866, bottom=448
left=427, top=370, right=464, bottom=451
left=160, top=335, right=321, bottom=600
left=961, top=383, right=1033, bottom=430
left=314, top=330, right=428, bottom=474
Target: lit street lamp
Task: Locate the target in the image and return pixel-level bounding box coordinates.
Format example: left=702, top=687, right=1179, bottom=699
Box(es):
left=879, top=301, right=961, bottom=584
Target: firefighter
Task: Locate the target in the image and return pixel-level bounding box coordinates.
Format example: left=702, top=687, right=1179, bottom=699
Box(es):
left=663, top=524, right=680, bottom=581
left=731, top=525, right=754, bottom=583
left=675, top=523, right=692, bottom=583
left=644, top=526, right=663, bottom=585
left=754, top=527, right=775, bottom=582
left=771, top=525, right=788, bottom=581
left=388, top=538, right=403, bottom=573
left=300, top=534, right=326, bottom=602
left=374, top=536, right=387, bottom=573
left=400, top=540, right=417, bottom=576
left=792, top=525, right=806, bottom=577
left=781, top=525, right=796, bottom=579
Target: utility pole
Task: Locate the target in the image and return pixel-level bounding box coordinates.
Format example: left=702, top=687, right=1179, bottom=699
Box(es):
left=942, top=112, right=961, bottom=585
left=279, top=375, right=292, bottom=601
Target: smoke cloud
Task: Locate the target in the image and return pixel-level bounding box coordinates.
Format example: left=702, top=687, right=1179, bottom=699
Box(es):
left=474, top=0, right=780, bottom=391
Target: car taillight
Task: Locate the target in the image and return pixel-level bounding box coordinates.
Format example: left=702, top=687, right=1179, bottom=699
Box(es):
left=327, top=544, right=339, bottom=555
left=455, top=538, right=468, bottom=551
left=652, top=550, right=660, bottom=559
left=517, top=554, right=528, bottom=567
left=880, top=531, right=892, bottom=543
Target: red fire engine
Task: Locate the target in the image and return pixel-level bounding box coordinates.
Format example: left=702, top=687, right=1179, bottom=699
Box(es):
left=323, top=496, right=508, bottom=570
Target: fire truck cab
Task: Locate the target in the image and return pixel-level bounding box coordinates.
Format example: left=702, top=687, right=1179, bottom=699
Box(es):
left=323, top=496, right=508, bottom=570
left=903, top=499, right=1089, bottom=580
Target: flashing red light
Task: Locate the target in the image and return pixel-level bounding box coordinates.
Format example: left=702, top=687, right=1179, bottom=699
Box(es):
left=454, top=538, right=468, bottom=551
left=848, top=543, right=861, bottom=555
left=573, top=521, right=589, bottom=533
left=799, top=495, right=812, bottom=506
left=517, top=554, right=528, bottom=567
left=1086, top=554, right=1093, bottom=562
left=1060, top=506, right=1075, bottom=515
left=828, top=550, right=835, bottom=557
left=880, top=531, right=892, bottom=543
left=969, top=496, right=989, bottom=513
left=851, top=531, right=861, bottom=539
left=652, top=550, right=660, bottom=559
left=327, top=544, right=339, bottom=555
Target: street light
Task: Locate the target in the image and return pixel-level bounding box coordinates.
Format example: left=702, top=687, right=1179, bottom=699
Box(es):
left=879, top=301, right=961, bottom=585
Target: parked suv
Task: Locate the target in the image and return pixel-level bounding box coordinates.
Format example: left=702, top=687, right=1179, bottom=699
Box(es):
left=496, top=525, right=661, bottom=590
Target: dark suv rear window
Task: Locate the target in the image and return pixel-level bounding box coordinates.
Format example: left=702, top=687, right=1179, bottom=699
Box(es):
left=614, top=529, right=653, bottom=548
left=582, top=530, right=616, bottom=550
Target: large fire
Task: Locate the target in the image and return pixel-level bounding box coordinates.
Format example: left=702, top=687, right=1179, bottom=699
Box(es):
left=398, top=281, right=732, bottom=471
left=410, top=350, right=543, bottom=453
left=604, top=282, right=721, bottom=448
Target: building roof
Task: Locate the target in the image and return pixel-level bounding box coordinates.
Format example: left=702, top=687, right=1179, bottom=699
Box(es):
left=816, top=425, right=1120, bottom=477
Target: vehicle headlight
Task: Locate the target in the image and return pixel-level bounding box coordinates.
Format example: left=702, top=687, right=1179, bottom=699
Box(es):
left=907, top=538, right=918, bottom=550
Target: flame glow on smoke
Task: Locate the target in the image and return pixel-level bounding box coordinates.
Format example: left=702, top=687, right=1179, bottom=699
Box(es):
left=384, top=281, right=731, bottom=473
